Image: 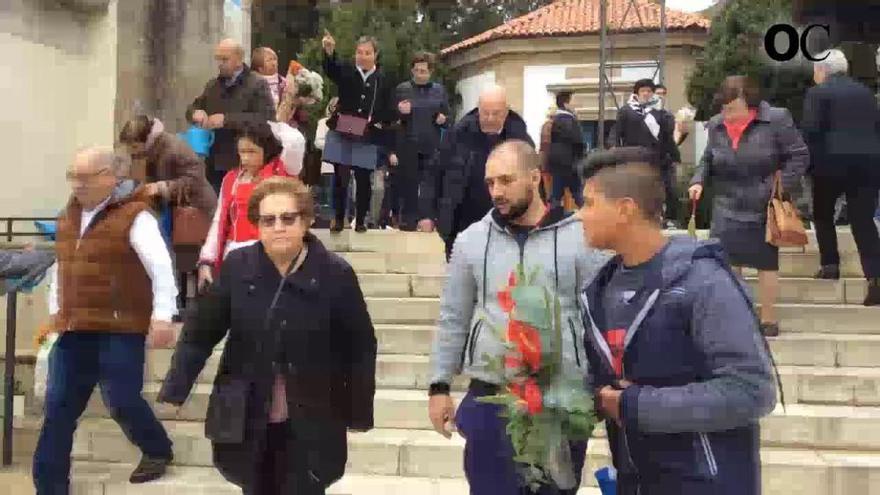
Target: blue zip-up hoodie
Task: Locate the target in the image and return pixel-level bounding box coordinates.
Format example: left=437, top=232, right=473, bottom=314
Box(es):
left=580, top=236, right=777, bottom=495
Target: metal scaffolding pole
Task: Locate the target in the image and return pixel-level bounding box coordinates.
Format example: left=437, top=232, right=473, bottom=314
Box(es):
left=596, top=0, right=670, bottom=151
left=659, top=0, right=667, bottom=85
left=598, top=0, right=608, bottom=150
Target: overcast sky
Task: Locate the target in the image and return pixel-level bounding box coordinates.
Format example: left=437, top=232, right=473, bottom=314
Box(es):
left=665, top=0, right=716, bottom=13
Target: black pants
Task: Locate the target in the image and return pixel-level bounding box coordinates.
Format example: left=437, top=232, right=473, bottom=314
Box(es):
left=400, top=152, right=433, bottom=227
left=813, top=178, right=880, bottom=278
left=550, top=171, right=583, bottom=208
left=662, top=167, right=679, bottom=223
left=249, top=422, right=326, bottom=495
left=333, top=164, right=372, bottom=226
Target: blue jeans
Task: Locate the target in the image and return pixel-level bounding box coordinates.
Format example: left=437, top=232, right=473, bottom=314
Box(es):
left=33, top=332, right=172, bottom=494
left=550, top=172, right=584, bottom=208
left=455, top=387, right=587, bottom=495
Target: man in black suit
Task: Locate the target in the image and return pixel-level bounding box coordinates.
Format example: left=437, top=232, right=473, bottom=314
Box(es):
left=187, top=39, right=276, bottom=192
left=803, top=48, right=880, bottom=305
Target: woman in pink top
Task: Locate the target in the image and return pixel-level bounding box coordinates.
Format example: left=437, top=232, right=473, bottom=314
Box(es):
left=158, top=177, right=377, bottom=494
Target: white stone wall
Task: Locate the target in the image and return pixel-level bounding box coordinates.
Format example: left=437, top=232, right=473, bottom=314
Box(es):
left=522, top=65, right=569, bottom=147
left=0, top=0, right=118, bottom=218
left=455, top=71, right=496, bottom=121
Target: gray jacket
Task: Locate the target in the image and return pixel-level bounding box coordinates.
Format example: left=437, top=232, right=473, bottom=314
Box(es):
left=691, top=101, right=809, bottom=223
left=0, top=249, right=55, bottom=295
left=430, top=208, right=609, bottom=387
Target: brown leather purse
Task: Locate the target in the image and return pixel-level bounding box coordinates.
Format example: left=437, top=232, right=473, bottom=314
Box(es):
left=172, top=184, right=211, bottom=247
left=765, top=171, right=807, bottom=248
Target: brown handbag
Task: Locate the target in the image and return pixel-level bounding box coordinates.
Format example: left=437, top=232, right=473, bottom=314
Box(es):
left=765, top=171, right=808, bottom=248
left=333, top=76, right=379, bottom=138
left=172, top=185, right=211, bottom=247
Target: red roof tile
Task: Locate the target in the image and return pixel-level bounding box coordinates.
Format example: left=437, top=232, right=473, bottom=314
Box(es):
left=441, top=0, right=710, bottom=55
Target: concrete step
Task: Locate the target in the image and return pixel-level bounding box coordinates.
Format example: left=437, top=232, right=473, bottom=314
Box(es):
left=769, top=334, right=880, bottom=367
left=308, top=228, right=863, bottom=257
left=371, top=356, right=880, bottom=407
left=339, top=249, right=866, bottom=278
left=58, top=420, right=880, bottom=495
left=364, top=299, right=876, bottom=333
left=361, top=273, right=870, bottom=305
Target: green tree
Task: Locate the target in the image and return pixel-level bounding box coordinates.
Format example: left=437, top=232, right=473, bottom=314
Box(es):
left=686, top=0, right=813, bottom=122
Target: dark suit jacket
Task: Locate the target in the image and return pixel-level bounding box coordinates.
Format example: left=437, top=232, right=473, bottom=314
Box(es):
left=546, top=110, right=585, bottom=175
left=186, top=65, right=276, bottom=172
left=802, top=74, right=880, bottom=184
left=611, top=105, right=680, bottom=168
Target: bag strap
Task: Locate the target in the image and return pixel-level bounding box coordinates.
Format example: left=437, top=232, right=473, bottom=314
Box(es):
left=770, top=170, right=783, bottom=200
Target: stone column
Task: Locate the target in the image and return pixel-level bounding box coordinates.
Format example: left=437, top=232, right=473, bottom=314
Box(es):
left=115, top=0, right=226, bottom=135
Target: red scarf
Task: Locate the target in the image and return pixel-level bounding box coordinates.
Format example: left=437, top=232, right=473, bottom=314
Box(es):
left=213, top=157, right=296, bottom=272
left=724, top=108, right=758, bottom=150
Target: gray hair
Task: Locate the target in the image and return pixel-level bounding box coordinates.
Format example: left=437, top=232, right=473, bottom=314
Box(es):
left=356, top=36, right=379, bottom=53
left=79, top=146, right=130, bottom=178
left=815, top=49, right=848, bottom=75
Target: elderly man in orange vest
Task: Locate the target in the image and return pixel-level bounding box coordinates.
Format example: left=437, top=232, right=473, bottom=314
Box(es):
left=33, top=147, right=178, bottom=494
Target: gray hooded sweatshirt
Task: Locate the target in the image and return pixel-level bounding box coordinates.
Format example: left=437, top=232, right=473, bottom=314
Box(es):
left=430, top=208, right=610, bottom=388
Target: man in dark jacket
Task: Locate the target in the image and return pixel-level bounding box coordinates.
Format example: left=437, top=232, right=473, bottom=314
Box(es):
left=418, top=85, right=534, bottom=260
left=578, top=150, right=777, bottom=495
left=391, top=51, right=450, bottom=230
left=802, top=48, right=880, bottom=305
left=611, top=79, right=681, bottom=227
left=547, top=91, right=585, bottom=208
left=186, top=38, right=276, bottom=192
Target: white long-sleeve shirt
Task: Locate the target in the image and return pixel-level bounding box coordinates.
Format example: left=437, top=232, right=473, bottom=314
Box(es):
left=48, top=197, right=178, bottom=322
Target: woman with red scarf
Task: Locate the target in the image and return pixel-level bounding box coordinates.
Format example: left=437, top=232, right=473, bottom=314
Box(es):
left=197, top=122, right=301, bottom=292
left=688, top=75, right=809, bottom=337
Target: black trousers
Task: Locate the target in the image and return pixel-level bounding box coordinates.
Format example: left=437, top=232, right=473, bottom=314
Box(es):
left=249, top=421, right=326, bottom=495
left=662, top=167, right=679, bottom=223
left=333, top=164, right=372, bottom=226
left=400, top=151, right=433, bottom=226
left=813, top=177, right=880, bottom=279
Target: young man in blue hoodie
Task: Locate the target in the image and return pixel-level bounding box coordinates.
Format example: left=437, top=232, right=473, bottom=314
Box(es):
left=577, top=148, right=778, bottom=495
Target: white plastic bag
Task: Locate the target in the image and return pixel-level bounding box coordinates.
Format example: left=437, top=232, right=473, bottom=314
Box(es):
left=34, top=332, right=59, bottom=407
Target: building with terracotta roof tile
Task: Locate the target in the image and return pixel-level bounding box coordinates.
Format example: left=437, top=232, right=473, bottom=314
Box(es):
left=441, top=0, right=711, bottom=166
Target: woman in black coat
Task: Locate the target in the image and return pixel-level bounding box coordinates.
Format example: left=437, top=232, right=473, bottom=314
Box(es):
left=158, top=177, right=377, bottom=495
left=320, top=31, right=396, bottom=233
left=688, top=75, right=809, bottom=337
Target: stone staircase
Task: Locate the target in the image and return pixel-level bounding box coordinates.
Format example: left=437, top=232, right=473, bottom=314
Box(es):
left=8, top=229, right=880, bottom=494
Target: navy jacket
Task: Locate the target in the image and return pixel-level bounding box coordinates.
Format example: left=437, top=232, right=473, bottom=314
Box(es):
left=421, top=108, right=533, bottom=239
left=580, top=236, right=777, bottom=495
left=801, top=74, right=880, bottom=185
left=394, top=80, right=450, bottom=155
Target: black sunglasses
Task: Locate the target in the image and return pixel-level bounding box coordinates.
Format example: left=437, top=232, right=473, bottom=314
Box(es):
left=258, top=212, right=302, bottom=228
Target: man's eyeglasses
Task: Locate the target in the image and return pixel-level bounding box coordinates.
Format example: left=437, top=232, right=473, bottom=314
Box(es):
left=258, top=212, right=302, bottom=228
left=66, top=168, right=110, bottom=183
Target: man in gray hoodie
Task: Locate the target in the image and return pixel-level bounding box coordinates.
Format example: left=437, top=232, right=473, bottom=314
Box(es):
left=427, top=140, right=608, bottom=494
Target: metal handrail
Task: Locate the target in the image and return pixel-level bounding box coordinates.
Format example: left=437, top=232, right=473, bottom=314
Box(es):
left=0, top=217, right=57, bottom=242
left=2, top=290, right=16, bottom=466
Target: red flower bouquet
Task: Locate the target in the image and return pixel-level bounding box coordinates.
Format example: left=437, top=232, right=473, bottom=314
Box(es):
left=478, top=265, right=597, bottom=491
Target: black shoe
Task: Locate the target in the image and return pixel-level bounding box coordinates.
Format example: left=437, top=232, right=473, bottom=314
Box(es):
left=760, top=322, right=780, bottom=337
left=129, top=454, right=172, bottom=484
left=330, top=219, right=344, bottom=233
left=355, top=224, right=368, bottom=233
left=865, top=278, right=880, bottom=307
left=813, top=265, right=840, bottom=280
